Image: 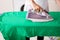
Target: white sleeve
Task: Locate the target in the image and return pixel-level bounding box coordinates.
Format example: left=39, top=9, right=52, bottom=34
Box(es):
left=34, top=0, right=49, bottom=11
left=24, top=0, right=33, bottom=11
left=48, top=0, right=60, bottom=11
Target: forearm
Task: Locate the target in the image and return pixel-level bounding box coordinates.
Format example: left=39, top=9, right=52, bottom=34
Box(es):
left=30, top=0, right=39, bottom=6
left=56, top=0, right=60, bottom=7
left=29, top=0, right=43, bottom=12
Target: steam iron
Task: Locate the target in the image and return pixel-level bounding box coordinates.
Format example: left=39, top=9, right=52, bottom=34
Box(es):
left=26, top=9, right=53, bottom=22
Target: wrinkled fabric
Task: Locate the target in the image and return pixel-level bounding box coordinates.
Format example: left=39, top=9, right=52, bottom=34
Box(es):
left=0, top=11, right=60, bottom=40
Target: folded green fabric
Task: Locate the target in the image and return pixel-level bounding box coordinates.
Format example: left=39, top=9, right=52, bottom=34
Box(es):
left=0, top=11, right=60, bottom=40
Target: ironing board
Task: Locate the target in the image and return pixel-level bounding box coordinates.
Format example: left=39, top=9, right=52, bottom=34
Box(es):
left=0, top=11, right=60, bottom=40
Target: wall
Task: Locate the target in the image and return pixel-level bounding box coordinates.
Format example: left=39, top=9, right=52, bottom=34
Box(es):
left=14, top=0, right=25, bottom=11
left=0, top=0, right=13, bottom=14
left=0, top=0, right=25, bottom=13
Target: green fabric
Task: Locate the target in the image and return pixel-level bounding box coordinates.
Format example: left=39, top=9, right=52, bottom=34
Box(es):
left=0, top=11, right=60, bottom=40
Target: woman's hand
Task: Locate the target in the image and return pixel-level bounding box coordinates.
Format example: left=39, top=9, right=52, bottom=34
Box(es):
left=55, top=0, right=60, bottom=7
left=31, top=0, right=43, bottom=12
left=33, top=4, right=43, bottom=12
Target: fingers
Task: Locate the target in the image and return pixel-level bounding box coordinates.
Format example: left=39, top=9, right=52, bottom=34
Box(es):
left=34, top=8, right=43, bottom=12
left=33, top=5, right=43, bottom=12
left=34, top=9, right=40, bottom=12
left=34, top=7, right=40, bottom=12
